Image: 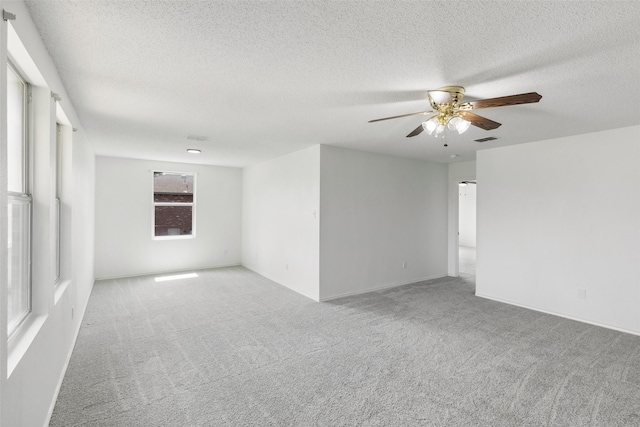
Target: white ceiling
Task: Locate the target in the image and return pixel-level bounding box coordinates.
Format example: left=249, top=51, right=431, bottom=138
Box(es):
left=23, top=0, right=640, bottom=167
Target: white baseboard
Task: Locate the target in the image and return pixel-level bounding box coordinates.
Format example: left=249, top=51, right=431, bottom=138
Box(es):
left=475, top=292, right=640, bottom=337
left=319, top=273, right=449, bottom=302
left=95, top=263, right=241, bottom=281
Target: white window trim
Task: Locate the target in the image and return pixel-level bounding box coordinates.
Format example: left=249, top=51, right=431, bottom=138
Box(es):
left=151, top=170, right=197, bottom=240
left=7, top=58, right=32, bottom=340
left=6, top=21, right=60, bottom=376
left=53, top=196, right=60, bottom=282
left=7, top=194, right=32, bottom=338
left=53, top=115, right=73, bottom=302
left=7, top=59, right=30, bottom=193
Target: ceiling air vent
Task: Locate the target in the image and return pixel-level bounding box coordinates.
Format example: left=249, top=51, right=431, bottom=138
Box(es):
left=474, top=136, right=497, bottom=143
left=187, top=134, right=208, bottom=142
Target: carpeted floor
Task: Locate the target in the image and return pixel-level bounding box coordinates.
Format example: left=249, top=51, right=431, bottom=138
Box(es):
left=50, top=251, right=640, bottom=426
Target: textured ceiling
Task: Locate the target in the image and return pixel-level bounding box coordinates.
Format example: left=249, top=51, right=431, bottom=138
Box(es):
left=23, top=0, right=640, bottom=167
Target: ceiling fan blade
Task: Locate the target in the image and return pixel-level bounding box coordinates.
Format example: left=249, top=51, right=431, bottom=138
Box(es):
left=406, top=124, right=425, bottom=138
left=368, top=110, right=434, bottom=123
left=465, top=92, right=542, bottom=110
left=458, top=111, right=501, bottom=131
left=428, top=90, right=453, bottom=106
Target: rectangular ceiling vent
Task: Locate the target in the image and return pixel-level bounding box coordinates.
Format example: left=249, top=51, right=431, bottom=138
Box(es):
left=474, top=136, right=497, bottom=143
left=187, top=134, right=208, bottom=142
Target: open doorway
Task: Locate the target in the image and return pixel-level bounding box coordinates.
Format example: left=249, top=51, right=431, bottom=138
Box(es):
left=458, top=181, right=476, bottom=284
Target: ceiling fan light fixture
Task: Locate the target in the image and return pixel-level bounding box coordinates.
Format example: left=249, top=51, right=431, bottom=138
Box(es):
left=456, top=118, right=471, bottom=134
left=422, top=117, right=439, bottom=134
left=369, top=87, right=541, bottom=142
left=434, top=123, right=446, bottom=137
left=448, top=116, right=471, bottom=134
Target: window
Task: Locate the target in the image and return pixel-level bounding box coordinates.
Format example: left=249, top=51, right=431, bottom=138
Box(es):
left=7, top=61, right=32, bottom=337
left=53, top=124, right=62, bottom=283
left=152, top=172, right=195, bottom=238
left=53, top=194, right=61, bottom=283
left=53, top=117, right=73, bottom=294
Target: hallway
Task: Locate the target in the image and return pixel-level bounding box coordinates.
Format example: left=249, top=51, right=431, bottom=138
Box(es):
left=459, top=245, right=476, bottom=291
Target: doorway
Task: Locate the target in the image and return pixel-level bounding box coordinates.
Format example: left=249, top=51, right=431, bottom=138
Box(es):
left=458, top=180, right=476, bottom=283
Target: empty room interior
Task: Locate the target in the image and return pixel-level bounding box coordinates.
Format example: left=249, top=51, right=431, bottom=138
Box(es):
left=1, top=1, right=639, bottom=425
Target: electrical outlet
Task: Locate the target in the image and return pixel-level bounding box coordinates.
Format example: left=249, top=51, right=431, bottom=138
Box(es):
left=402, top=262, right=407, bottom=269
left=577, top=289, right=586, bottom=300
left=286, top=264, right=289, bottom=271
left=71, top=307, right=75, bottom=319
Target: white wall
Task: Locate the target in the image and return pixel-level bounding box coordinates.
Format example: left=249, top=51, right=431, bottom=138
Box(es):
left=477, top=126, right=640, bottom=334
left=95, top=156, right=242, bottom=279
left=458, top=182, right=476, bottom=248
left=3, top=131, right=95, bottom=427
left=71, top=131, right=96, bottom=325
left=1, top=2, right=97, bottom=425
left=319, top=146, right=448, bottom=300
left=242, top=146, right=320, bottom=300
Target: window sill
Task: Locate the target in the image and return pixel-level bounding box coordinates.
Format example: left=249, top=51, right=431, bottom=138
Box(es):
left=152, top=235, right=195, bottom=241
left=7, top=313, right=47, bottom=378
left=54, top=279, right=72, bottom=305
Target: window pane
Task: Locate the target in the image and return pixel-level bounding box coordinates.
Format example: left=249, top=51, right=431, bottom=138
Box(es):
left=7, top=66, right=26, bottom=193
left=153, top=172, right=194, bottom=198
left=8, top=198, right=31, bottom=335
left=154, top=206, right=193, bottom=236
left=54, top=198, right=61, bottom=282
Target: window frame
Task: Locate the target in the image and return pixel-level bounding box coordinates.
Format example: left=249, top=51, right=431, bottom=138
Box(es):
left=7, top=59, right=29, bottom=195
left=151, top=170, right=196, bottom=240
left=53, top=196, right=61, bottom=283
left=52, top=123, right=63, bottom=284
left=6, top=58, right=32, bottom=339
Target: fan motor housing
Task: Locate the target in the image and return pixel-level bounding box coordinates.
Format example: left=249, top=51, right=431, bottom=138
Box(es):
left=437, top=86, right=465, bottom=105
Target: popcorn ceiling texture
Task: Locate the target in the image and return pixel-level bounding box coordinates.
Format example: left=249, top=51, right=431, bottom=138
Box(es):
left=23, top=0, right=640, bottom=166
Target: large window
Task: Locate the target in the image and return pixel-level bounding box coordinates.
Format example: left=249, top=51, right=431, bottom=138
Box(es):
left=152, top=172, right=195, bottom=238
left=7, top=61, right=31, bottom=337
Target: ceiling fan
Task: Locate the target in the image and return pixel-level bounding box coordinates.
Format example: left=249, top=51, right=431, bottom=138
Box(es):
left=369, top=86, right=542, bottom=140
